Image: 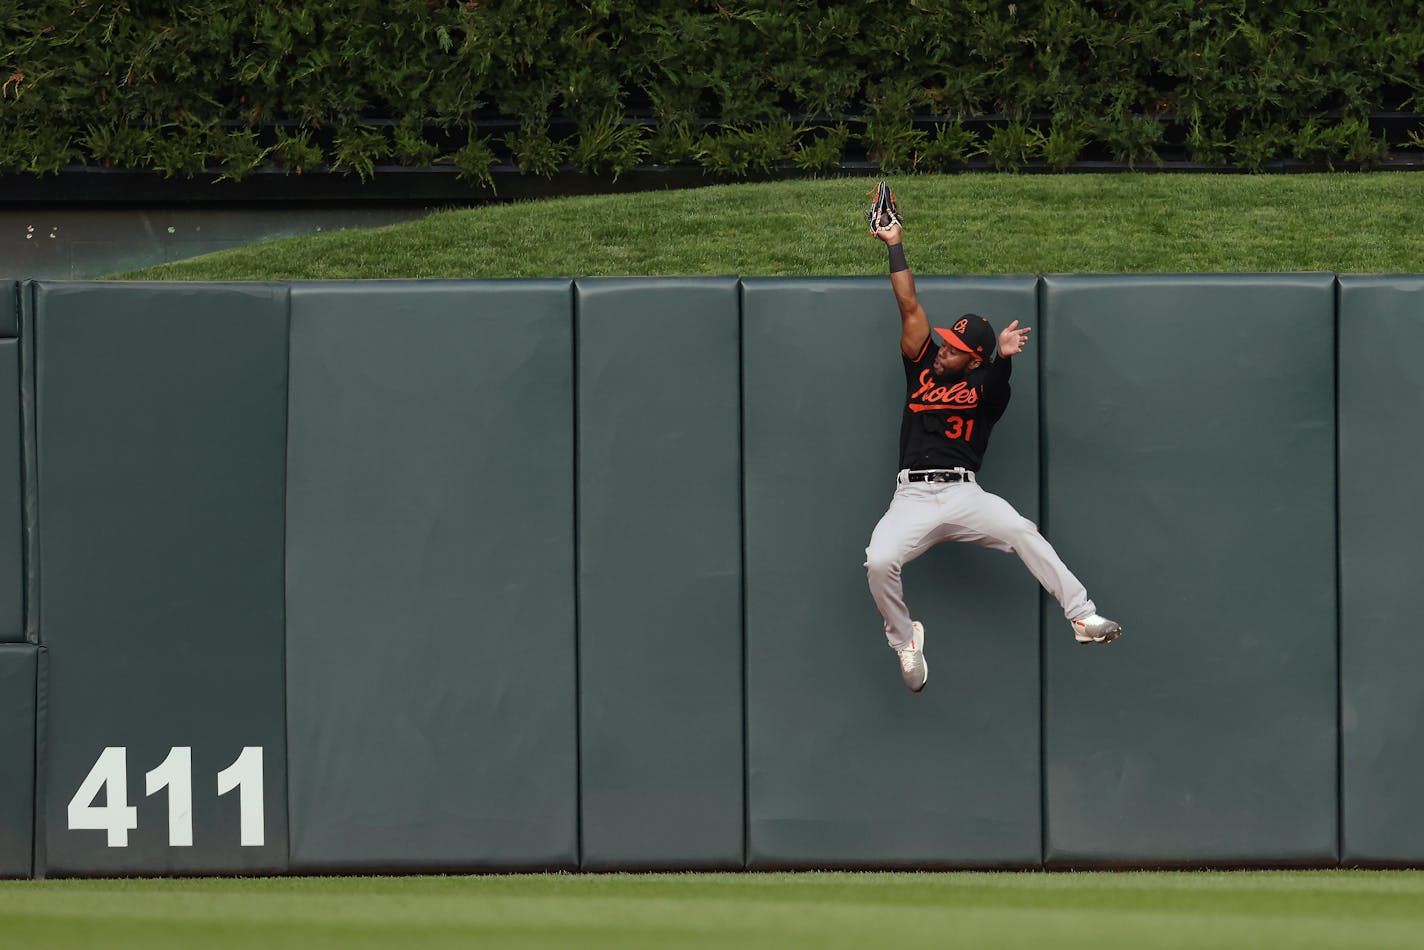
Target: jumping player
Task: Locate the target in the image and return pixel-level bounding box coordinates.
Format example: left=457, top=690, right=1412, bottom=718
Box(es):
left=865, top=213, right=1122, bottom=693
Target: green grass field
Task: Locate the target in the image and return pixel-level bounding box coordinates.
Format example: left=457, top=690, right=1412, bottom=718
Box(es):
left=115, top=173, right=1424, bottom=281
left=2, top=871, right=1422, bottom=949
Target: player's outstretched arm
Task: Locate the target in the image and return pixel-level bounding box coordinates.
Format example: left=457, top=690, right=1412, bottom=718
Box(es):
left=872, top=221, right=929, bottom=359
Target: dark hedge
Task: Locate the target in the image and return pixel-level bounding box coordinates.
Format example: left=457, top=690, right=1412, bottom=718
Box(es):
left=2, top=0, right=1422, bottom=183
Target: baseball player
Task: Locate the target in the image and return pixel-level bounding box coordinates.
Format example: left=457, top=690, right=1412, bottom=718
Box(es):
left=863, top=183, right=1121, bottom=693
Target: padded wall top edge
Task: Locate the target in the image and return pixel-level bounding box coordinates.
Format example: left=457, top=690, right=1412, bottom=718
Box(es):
left=739, top=275, right=1041, bottom=288
left=1337, top=275, right=1424, bottom=289
left=288, top=278, right=574, bottom=292
left=1040, top=273, right=1339, bottom=283
left=30, top=280, right=290, bottom=294
left=575, top=276, right=741, bottom=295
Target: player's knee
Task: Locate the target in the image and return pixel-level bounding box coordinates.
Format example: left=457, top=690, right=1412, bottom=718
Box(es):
left=1004, top=517, right=1040, bottom=548
left=864, top=548, right=900, bottom=580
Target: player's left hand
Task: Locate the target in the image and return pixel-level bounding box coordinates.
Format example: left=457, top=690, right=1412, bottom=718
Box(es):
left=871, top=221, right=903, bottom=245
left=998, top=320, right=1031, bottom=357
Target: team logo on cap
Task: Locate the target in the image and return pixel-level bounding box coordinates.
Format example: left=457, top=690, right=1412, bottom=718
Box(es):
left=953, top=318, right=969, bottom=334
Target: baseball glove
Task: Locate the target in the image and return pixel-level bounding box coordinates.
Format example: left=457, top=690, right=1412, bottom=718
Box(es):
left=866, top=180, right=902, bottom=232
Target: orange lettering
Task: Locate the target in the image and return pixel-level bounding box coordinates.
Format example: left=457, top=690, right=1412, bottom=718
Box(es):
left=942, top=382, right=978, bottom=407
left=908, top=375, right=981, bottom=412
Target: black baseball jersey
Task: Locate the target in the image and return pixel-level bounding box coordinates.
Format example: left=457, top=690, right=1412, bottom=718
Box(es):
left=898, top=335, right=1012, bottom=472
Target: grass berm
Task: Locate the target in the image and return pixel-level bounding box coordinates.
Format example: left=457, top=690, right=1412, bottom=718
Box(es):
left=114, top=174, right=1424, bottom=281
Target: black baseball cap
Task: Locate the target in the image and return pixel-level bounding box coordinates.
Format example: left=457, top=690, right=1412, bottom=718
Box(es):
left=933, top=314, right=995, bottom=359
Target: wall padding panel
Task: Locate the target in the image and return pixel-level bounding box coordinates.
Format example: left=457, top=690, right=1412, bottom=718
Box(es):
left=743, top=276, right=1042, bottom=869
left=1338, top=276, right=1424, bottom=865
left=1, top=285, right=21, bottom=640
left=1040, top=274, right=1337, bottom=867
left=0, top=644, right=38, bottom=878
left=1, top=283, right=15, bottom=335
left=34, top=281, right=290, bottom=875
left=285, top=281, right=577, bottom=871
left=575, top=277, right=743, bottom=869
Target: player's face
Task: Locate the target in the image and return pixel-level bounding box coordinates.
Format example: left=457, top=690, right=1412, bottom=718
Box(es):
left=933, top=343, right=978, bottom=379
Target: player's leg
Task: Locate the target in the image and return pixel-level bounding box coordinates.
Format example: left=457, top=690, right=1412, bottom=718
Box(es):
left=864, top=482, right=946, bottom=652
left=937, top=484, right=1099, bottom=622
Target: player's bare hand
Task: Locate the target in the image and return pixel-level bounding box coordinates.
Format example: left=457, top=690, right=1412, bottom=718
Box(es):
left=998, top=320, right=1031, bottom=357
left=871, top=221, right=903, bottom=244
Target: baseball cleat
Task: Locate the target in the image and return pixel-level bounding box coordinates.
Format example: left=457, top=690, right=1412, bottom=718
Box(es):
left=897, top=620, right=928, bottom=692
left=1072, top=614, right=1123, bottom=644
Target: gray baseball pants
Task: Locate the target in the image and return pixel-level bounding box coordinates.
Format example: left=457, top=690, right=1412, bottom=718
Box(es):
left=865, top=469, right=1095, bottom=651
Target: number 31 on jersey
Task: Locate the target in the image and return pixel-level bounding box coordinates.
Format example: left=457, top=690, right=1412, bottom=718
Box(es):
left=943, top=415, right=975, bottom=442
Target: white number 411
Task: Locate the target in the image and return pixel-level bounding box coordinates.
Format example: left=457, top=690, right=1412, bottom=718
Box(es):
left=67, top=746, right=265, bottom=848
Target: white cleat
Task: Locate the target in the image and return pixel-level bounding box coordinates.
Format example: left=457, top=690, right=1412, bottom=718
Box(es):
left=897, top=620, right=928, bottom=692
left=1072, top=614, right=1123, bottom=644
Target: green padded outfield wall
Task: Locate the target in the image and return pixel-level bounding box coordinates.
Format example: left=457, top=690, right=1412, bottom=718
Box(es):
left=0, top=645, right=39, bottom=878
left=1040, top=275, right=1338, bottom=867
left=742, top=276, right=1042, bottom=869
left=14, top=273, right=1424, bottom=875
left=32, top=282, right=290, bottom=876
left=2, top=282, right=20, bottom=643
left=1339, top=277, right=1424, bottom=865
left=575, top=278, right=743, bottom=870
left=284, top=281, right=577, bottom=872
